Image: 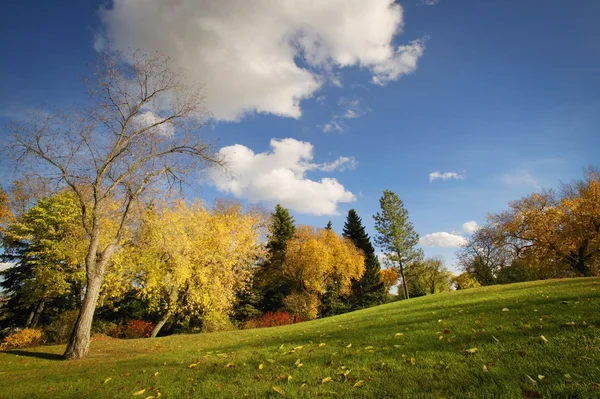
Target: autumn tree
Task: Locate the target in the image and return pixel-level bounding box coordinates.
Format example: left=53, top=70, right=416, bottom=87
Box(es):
left=0, top=191, right=87, bottom=329
left=374, top=190, right=423, bottom=299
left=6, top=51, right=222, bottom=359
left=283, top=226, right=364, bottom=319
left=255, top=204, right=296, bottom=313
left=343, top=209, right=385, bottom=309
left=405, top=257, right=453, bottom=295
left=121, top=200, right=264, bottom=337
left=0, top=185, right=13, bottom=234
left=380, top=268, right=399, bottom=295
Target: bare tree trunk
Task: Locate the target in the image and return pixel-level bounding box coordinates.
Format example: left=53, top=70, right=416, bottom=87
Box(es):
left=63, top=274, right=103, bottom=359
left=399, top=262, right=409, bottom=300
left=25, top=308, right=35, bottom=328
left=150, top=312, right=171, bottom=338
left=30, top=300, right=45, bottom=328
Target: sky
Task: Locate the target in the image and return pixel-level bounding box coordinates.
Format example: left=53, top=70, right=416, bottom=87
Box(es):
left=1, top=0, right=598, bottom=272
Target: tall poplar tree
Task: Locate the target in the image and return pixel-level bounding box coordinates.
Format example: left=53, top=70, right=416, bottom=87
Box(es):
left=343, top=209, right=385, bottom=309
left=374, top=190, right=423, bottom=300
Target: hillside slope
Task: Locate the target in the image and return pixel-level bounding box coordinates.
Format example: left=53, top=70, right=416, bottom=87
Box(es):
left=1, top=278, right=599, bottom=398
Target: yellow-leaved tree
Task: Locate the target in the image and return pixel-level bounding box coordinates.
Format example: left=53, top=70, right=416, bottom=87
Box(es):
left=120, top=200, right=265, bottom=337
left=283, top=225, right=365, bottom=319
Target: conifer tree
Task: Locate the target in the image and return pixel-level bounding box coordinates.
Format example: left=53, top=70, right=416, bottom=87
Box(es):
left=256, top=204, right=296, bottom=312
left=343, top=209, right=385, bottom=309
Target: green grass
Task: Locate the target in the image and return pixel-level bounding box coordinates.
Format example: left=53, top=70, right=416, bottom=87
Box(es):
left=1, top=278, right=599, bottom=398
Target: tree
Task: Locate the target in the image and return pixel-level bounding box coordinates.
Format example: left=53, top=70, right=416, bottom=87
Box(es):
left=6, top=51, right=222, bottom=359
left=380, top=268, right=399, bottom=294
left=373, top=190, right=423, bottom=299
left=405, top=257, right=453, bottom=295
left=0, top=185, right=13, bottom=234
left=122, top=200, right=264, bottom=337
left=452, top=272, right=482, bottom=290
left=0, top=191, right=87, bottom=329
left=343, top=209, right=385, bottom=309
left=325, top=220, right=333, bottom=230
left=283, top=226, right=364, bottom=319
left=255, top=204, right=296, bottom=313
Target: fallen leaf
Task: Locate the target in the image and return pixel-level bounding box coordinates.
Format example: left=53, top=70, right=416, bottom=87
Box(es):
left=224, top=362, right=235, bottom=368
left=564, top=374, right=571, bottom=379
left=258, top=363, right=264, bottom=370
left=322, top=377, right=332, bottom=384
left=464, top=348, right=478, bottom=354
left=103, top=377, right=112, bottom=384
left=132, top=389, right=146, bottom=396
left=187, top=363, right=197, bottom=368
left=318, top=343, right=326, bottom=347
left=538, top=375, right=544, bottom=380
left=438, top=335, right=444, bottom=340
left=145, top=396, right=155, bottom=399
left=410, top=357, right=416, bottom=365
left=153, top=372, right=159, bottom=378
left=502, top=308, right=509, bottom=312
left=295, top=358, right=302, bottom=365
left=482, top=365, right=488, bottom=373
left=443, top=329, right=451, bottom=334
left=526, top=375, right=537, bottom=385
left=353, top=380, right=365, bottom=387
left=287, top=375, right=293, bottom=382
left=395, top=333, right=404, bottom=337
left=272, top=386, right=285, bottom=396
left=266, top=359, right=276, bottom=363
left=539, top=336, right=548, bottom=344
left=364, top=346, right=374, bottom=350
left=492, top=335, right=500, bottom=343
left=346, top=343, right=352, bottom=348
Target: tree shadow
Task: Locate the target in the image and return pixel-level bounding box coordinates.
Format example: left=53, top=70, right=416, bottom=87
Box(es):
left=4, top=349, right=64, bottom=361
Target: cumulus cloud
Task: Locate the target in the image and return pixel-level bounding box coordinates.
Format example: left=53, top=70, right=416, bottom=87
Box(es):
left=96, top=0, right=424, bottom=120
left=209, top=138, right=356, bottom=215
left=429, top=171, right=465, bottom=182
left=322, top=97, right=365, bottom=133
left=462, top=221, right=479, bottom=233
left=419, top=232, right=468, bottom=247
left=132, top=111, right=175, bottom=137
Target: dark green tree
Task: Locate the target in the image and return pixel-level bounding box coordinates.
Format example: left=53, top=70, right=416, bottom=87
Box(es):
left=343, top=209, right=385, bottom=309
left=325, top=220, right=333, bottom=230
left=256, top=204, right=296, bottom=312
left=374, top=190, right=423, bottom=300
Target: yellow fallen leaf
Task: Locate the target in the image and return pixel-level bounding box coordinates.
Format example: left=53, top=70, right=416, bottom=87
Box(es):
left=364, top=346, right=374, bottom=350
left=322, top=377, right=332, bottom=384
left=319, top=343, right=326, bottom=347
left=482, top=365, right=488, bottom=373
left=103, top=377, right=112, bottom=384
left=294, top=358, right=301, bottom=365
left=526, top=374, right=537, bottom=385
left=410, top=357, right=416, bottom=365
left=538, top=375, right=545, bottom=380
left=132, top=389, right=146, bottom=396
left=287, top=375, right=293, bottom=382
left=216, top=353, right=228, bottom=358
left=145, top=396, right=155, bottom=399
left=296, top=363, right=303, bottom=368
left=156, top=393, right=161, bottom=398
left=187, top=363, right=197, bottom=368
left=346, top=343, right=352, bottom=348
left=464, top=348, right=478, bottom=354
left=224, top=362, right=235, bottom=368
left=439, top=335, right=444, bottom=340
left=492, top=335, right=500, bottom=343
left=258, top=363, right=264, bottom=370
left=153, top=372, right=159, bottom=378
left=272, top=386, right=285, bottom=395
left=353, top=380, right=365, bottom=387
left=395, top=333, right=404, bottom=337
left=539, top=335, right=548, bottom=343
left=502, top=308, right=509, bottom=312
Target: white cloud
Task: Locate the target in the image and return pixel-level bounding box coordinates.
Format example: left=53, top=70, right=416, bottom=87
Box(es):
left=429, top=171, right=465, bottom=182
left=462, top=221, right=479, bottom=233
left=96, top=0, right=424, bottom=121
left=209, top=138, right=356, bottom=215
left=421, top=0, right=440, bottom=5
left=323, top=121, right=344, bottom=133
left=132, top=111, right=175, bottom=137
left=502, top=170, right=541, bottom=188
left=322, top=97, right=365, bottom=132
left=419, top=232, right=468, bottom=247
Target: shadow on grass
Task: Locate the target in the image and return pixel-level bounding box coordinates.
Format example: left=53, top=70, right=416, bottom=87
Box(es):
left=4, top=350, right=64, bottom=361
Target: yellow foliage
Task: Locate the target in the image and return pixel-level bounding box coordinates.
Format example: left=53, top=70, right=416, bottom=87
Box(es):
left=0, top=328, right=43, bottom=351
left=380, top=268, right=400, bottom=294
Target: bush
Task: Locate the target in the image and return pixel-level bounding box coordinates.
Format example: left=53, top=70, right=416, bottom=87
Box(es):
left=0, top=328, right=44, bottom=351
left=122, top=320, right=154, bottom=339
left=92, top=319, right=119, bottom=337
left=44, top=310, right=79, bottom=344
left=244, top=311, right=303, bottom=329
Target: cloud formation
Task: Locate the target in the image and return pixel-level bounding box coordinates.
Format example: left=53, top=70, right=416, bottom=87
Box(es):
left=322, top=97, right=366, bottom=133
left=96, top=0, right=424, bottom=120
left=429, top=171, right=465, bottom=182
left=419, top=232, right=468, bottom=247
left=462, top=221, right=479, bottom=233
left=209, top=138, right=356, bottom=215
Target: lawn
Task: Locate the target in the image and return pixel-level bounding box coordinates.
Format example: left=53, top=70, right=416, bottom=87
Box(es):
left=1, top=278, right=599, bottom=398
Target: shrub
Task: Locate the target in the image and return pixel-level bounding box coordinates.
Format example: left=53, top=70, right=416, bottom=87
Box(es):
left=44, top=310, right=79, bottom=344
left=92, top=319, right=119, bottom=337
left=244, top=311, right=304, bottom=329
left=0, top=328, right=44, bottom=351
left=122, top=320, right=154, bottom=339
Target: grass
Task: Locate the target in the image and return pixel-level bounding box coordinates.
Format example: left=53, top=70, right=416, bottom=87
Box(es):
left=1, top=278, right=599, bottom=398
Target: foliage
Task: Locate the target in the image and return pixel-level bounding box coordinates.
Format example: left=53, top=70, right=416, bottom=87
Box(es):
left=0, top=328, right=43, bottom=351
left=121, top=200, right=265, bottom=336
left=380, top=268, right=400, bottom=294
left=406, top=278, right=426, bottom=298
left=244, top=311, right=303, bottom=329
left=451, top=272, right=481, bottom=290
left=1, top=278, right=599, bottom=398
left=0, top=185, right=13, bottom=234
left=255, top=204, right=296, bottom=313
left=405, top=257, right=453, bottom=295
left=122, top=320, right=155, bottom=339
left=343, top=209, right=385, bottom=310
left=283, top=226, right=365, bottom=319
left=320, top=281, right=350, bottom=317
left=43, top=310, right=79, bottom=344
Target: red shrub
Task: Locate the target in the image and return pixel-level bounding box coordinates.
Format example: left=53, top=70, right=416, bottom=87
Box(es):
left=122, top=320, right=154, bottom=339
left=248, top=311, right=304, bottom=329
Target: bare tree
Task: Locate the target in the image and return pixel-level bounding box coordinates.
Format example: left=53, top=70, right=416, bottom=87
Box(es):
left=6, top=51, right=223, bottom=359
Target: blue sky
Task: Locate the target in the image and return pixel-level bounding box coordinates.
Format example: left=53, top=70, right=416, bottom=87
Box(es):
left=1, top=0, right=598, bottom=271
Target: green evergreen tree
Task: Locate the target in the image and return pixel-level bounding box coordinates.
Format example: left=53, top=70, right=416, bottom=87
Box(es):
left=343, top=209, right=386, bottom=309
left=325, top=220, right=332, bottom=230
left=256, top=204, right=296, bottom=312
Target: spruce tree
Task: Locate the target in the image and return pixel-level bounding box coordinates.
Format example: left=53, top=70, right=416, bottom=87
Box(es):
left=256, top=204, right=296, bottom=312
left=343, top=209, right=385, bottom=309
left=325, top=220, right=332, bottom=230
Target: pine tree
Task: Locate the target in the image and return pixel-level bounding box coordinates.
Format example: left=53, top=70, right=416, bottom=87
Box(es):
left=325, top=220, right=332, bottom=230
left=343, top=209, right=385, bottom=309
left=256, top=204, right=296, bottom=312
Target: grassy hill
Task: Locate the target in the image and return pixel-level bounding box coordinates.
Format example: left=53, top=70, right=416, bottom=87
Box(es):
left=1, top=278, right=599, bottom=398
